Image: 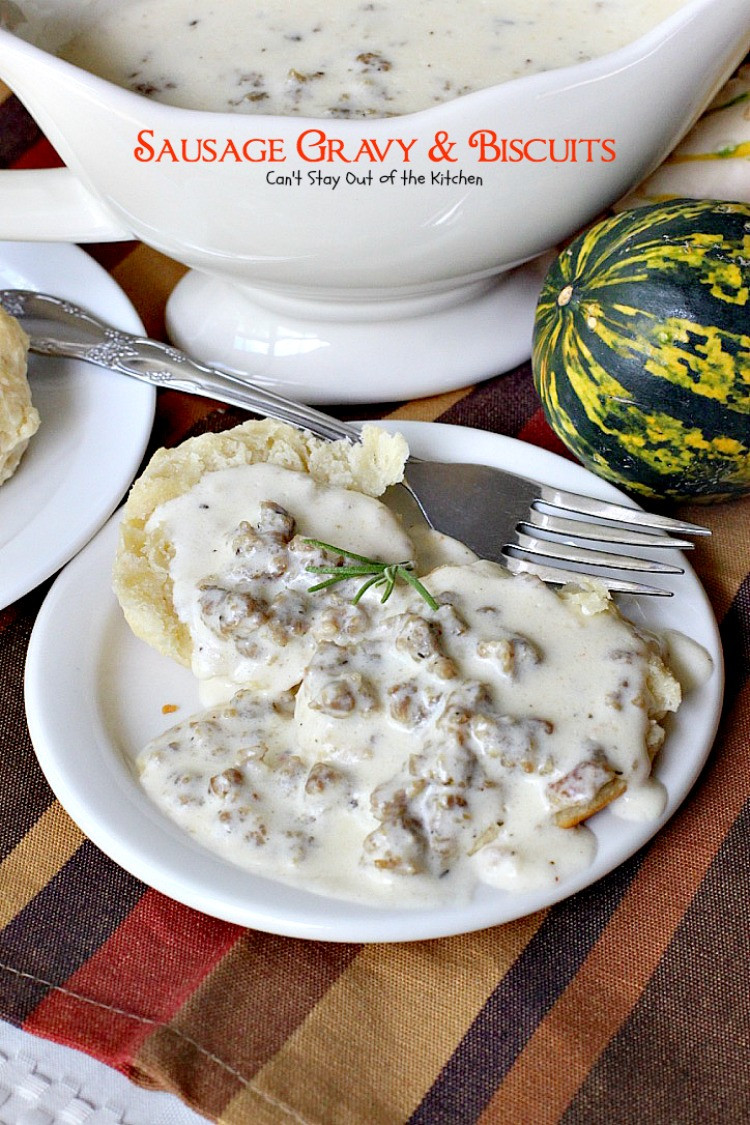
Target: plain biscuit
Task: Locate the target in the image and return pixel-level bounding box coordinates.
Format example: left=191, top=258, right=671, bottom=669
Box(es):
left=0, top=306, right=39, bottom=485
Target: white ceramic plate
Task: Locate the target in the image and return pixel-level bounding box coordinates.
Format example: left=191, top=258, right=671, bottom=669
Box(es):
left=0, top=242, right=154, bottom=609
left=24, top=423, right=723, bottom=943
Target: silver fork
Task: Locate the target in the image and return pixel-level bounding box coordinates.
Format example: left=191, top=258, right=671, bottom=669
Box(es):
left=1, top=289, right=709, bottom=597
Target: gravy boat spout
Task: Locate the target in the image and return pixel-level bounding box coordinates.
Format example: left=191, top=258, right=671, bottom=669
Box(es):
left=0, top=0, right=747, bottom=402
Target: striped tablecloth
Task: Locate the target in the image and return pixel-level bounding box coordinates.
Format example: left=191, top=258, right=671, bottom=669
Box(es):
left=1, top=78, right=749, bottom=1125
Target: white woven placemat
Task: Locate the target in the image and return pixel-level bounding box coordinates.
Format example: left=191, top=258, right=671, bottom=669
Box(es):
left=0, top=1021, right=209, bottom=1125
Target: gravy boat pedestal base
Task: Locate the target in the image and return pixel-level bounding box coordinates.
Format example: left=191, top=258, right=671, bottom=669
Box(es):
left=165, top=257, right=549, bottom=405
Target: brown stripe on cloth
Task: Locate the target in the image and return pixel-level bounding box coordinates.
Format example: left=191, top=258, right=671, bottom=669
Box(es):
left=0, top=588, right=57, bottom=858
left=222, top=919, right=543, bottom=1125
left=434, top=364, right=541, bottom=438
left=133, top=931, right=359, bottom=1120
left=0, top=92, right=43, bottom=167
left=0, top=804, right=84, bottom=928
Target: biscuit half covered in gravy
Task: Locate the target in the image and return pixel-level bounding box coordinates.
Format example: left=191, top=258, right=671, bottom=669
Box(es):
left=113, top=418, right=411, bottom=693
left=0, top=306, right=39, bottom=485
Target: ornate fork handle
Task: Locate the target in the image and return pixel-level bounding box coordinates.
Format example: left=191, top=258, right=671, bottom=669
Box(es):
left=0, top=289, right=711, bottom=562
left=5, top=290, right=360, bottom=445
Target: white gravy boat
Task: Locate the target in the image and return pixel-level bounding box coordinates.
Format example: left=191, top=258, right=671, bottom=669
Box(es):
left=0, top=0, right=747, bottom=402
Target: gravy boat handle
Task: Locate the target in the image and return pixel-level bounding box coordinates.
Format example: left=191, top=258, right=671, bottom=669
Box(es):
left=0, top=168, right=130, bottom=243
left=0, top=23, right=129, bottom=243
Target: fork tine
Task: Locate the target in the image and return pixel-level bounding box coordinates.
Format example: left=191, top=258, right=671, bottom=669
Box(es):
left=535, top=484, right=711, bottom=536
left=502, top=553, right=673, bottom=597
left=523, top=510, right=695, bottom=549
left=512, top=532, right=685, bottom=574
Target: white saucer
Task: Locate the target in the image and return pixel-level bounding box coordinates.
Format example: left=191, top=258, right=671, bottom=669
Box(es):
left=0, top=242, right=155, bottom=609
left=166, top=257, right=549, bottom=405
left=24, top=423, right=723, bottom=942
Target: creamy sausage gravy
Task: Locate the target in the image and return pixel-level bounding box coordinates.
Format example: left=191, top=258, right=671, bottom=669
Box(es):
left=135, top=461, right=697, bottom=908
left=56, top=0, right=689, bottom=118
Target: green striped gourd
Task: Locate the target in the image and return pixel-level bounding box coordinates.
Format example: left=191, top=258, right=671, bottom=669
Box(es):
left=531, top=199, right=750, bottom=502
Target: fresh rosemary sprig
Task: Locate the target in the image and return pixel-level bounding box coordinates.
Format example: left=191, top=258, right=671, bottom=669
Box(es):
left=302, top=538, right=439, bottom=611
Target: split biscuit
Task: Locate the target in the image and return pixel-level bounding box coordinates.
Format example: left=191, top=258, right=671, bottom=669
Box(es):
left=112, top=418, right=408, bottom=667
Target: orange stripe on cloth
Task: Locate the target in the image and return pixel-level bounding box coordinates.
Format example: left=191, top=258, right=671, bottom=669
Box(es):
left=220, top=915, right=546, bottom=1125
left=385, top=386, right=473, bottom=424
left=24, top=889, right=242, bottom=1067
left=134, top=931, right=361, bottom=1120
left=111, top=243, right=189, bottom=341
left=479, top=679, right=750, bottom=1125
left=676, top=494, right=750, bottom=624
left=0, top=804, right=84, bottom=929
